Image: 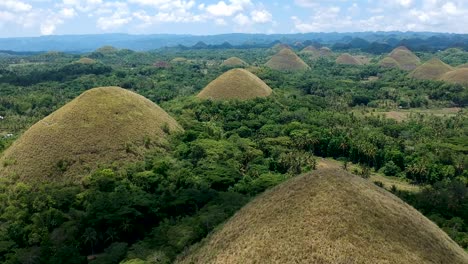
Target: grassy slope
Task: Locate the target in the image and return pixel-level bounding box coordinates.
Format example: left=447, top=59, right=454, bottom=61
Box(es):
left=379, top=57, right=400, bottom=68
left=178, top=168, right=468, bottom=264
left=265, top=48, right=310, bottom=71
left=440, top=68, right=468, bottom=85
left=336, top=53, right=363, bottom=65
left=0, top=86, right=182, bottom=183
left=197, top=68, right=272, bottom=100
left=409, top=58, right=453, bottom=80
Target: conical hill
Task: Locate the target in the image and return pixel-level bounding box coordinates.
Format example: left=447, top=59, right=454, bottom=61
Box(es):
left=409, top=58, right=453, bottom=80
left=265, top=48, right=310, bottom=71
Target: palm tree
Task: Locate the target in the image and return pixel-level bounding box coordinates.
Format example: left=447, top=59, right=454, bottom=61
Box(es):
left=82, top=227, right=97, bottom=255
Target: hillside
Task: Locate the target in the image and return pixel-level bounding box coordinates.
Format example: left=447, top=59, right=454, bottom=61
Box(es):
left=439, top=68, right=468, bottom=85
left=0, top=87, right=182, bottom=182
left=409, top=58, right=453, bottom=80
left=265, top=48, right=310, bottom=71
left=178, top=168, right=468, bottom=264
left=379, top=57, right=400, bottom=68
left=221, top=57, right=248, bottom=67
left=300, top=45, right=318, bottom=55
left=336, top=53, right=363, bottom=65
left=76, top=57, right=96, bottom=64
left=319, top=47, right=333, bottom=57
left=197, top=68, right=272, bottom=100
left=389, top=46, right=421, bottom=70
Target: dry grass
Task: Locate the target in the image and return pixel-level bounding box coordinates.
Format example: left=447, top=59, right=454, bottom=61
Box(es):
left=221, top=57, right=248, bottom=67
left=76, top=57, right=97, bottom=64
left=439, top=68, right=468, bottom=85
left=197, top=68, right=272, bottom=100
left=0, top=87, right=183, bottom=183
left=300, top=45, right=318, bottom=55
left=354, top=55, right=371, bottom=65
left=365, top=108, right=462, bottom=122
left=336, top=53, right=363, bottom=65
left=265, top=48, right=310, bottom=71
left=389, top=46, right=421, bottom=71
left=409, top=58, right=453, bottom=80
left=458, top=63, right=468, bottom=68
left=319, top=47, right=333, bottom=57
left=379, top=57, right=400, bottom=68
left=177, top=168, right=468, bottom=264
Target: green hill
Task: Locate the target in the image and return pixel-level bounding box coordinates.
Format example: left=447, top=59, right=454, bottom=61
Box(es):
left=178, top=169, right=468, bottom=264
left=0, top=87, right=182, bottom=182
left=379, top=57, right=400, bottom=68
left=409, top=58, right=453, bottom=80
left=197, top=68, right=272, bottom=100
left=265, top=48, right=310, bottom=71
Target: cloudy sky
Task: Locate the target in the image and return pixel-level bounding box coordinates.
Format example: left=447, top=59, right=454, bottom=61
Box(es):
left=0, top=0, right=467, bottom=37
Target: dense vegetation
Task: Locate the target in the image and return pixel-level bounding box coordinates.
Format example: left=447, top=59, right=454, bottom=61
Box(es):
left=0, top=46, right=467, bottom=263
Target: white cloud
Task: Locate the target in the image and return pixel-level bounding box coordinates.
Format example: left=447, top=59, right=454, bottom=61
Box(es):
left=205, top=0, right=252, bottom=17
left=251, top=9, right=272, bottom=23
left=97, top=11, right=132, bottom=30
left=233, top=13, right=250, bottom=25
left=0, top=0, right=32, bottom=12
left=129, top=0, right=195, bottom=11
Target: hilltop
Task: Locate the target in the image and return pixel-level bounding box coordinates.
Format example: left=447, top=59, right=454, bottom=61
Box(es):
left=300, top=45, right=318, bottom=55
left=178, top=169, right=468, bottom=264
left=265, top=48, right=310, bottom=71
left=221, top=57, right=248, bottom=67
left=0, top=87, right=182, bottom=182
left=197, top=68, right=272, bottom=100
left=388, top=46, right=421, bottom=70
left=336, top=53, right=362, bottom=65
left=75, top=57, right=97, bottom=64
left=439, top=68, right=468, bottom=85
left=409, top=58, right=453, bottom=80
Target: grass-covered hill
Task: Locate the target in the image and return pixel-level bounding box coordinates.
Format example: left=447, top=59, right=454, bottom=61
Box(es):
left=265, top=48, right=310, bottom=71
left=388, top=46, right=421, bottom=70
left=197, top=68, right=272, bottom=100
left=409, top=58, right=454, bottom=80
left=440, top=68, right=468, bottom=85
left=221, top=57, right=248, bottom=67
left=0, top=86, right=182, bottom=182
left=378, top=56, right=400, bottom=68
left=178, top=168, right=468, bottom=264
left=336, top=53, right=363, bottom=65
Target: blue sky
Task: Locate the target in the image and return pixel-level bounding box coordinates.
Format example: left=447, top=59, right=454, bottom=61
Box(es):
left=0, top=0, right=467, bottom=37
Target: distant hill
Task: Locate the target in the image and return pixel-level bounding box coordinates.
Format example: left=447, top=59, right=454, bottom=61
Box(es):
left=336, top=53, right=362, bottom=65
left=221, top=57, right=248, bottom=67
left=0, top=87, right=182, bottom=182
left=265, top=48, right=310, bottom=71
left=0, top=32, right=466, bottom=52
left=177, top=169, right=468, bottom=264
left=197, top=69, right=272, bottom=100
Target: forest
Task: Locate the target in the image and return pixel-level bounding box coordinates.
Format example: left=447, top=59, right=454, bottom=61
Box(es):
left=0, top=43, right=467, bottom=263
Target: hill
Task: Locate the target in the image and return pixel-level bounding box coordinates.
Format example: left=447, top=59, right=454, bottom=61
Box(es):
left=300, top=45, right=318, bottom=55
left=75, top=57, right=97, bottom=64
left=265, top=48, right=310, bottom=71
left=177, top=169, right=468, bottom=264
left=409, top=58, right=453, bottom=80
left=271, top=43, right=291, bottom=52
left=0, top=87, right=182, bottom=182
left=197, top=68, right=272, bottom=100
left=458, top=63, right=468, bottom=68
left=439, top=68, right=468, bottom=85
left=379, top=57, right=400, bottom=68
left=336, top=53, right=362, bottom=65
left=319, top=47, right=332, bottom=57
left=389, top=46, right=421, bottom=70
left=221, top=57, right=248, bottom=67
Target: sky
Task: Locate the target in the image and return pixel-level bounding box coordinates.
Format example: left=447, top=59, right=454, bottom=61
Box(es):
left=0, top=0, right=467, bottom=38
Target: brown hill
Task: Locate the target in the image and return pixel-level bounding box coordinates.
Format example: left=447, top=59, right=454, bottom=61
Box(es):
left=379, top=57, right=400, bottom=68
left=76, top=57, right=96, bottom=64
left=389, top=46, right=421, bottom=70
left=221, top=57, right=248, bottom=67
left=265, top=49, right=310, bottom=71
left=271, top=43, right=291, bottom=52
left=319, top=47, right=332, bottom=57
left=409, top=58, right=454, bottom=80
left=0, top=87, right=182, bottom=183
left=197, top=68, right=272, bottom=100
left=458, top=63, right=468, bottom=68
left=177, top=169, right=468, bottom=264
left=300, top=45, right=318, bottom=55
left=439, top=68, right=468, bottom=85
left=336, top=53, right=363, bottom=65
